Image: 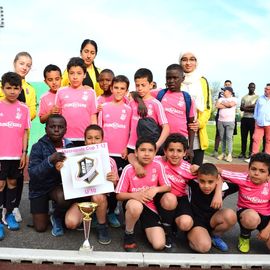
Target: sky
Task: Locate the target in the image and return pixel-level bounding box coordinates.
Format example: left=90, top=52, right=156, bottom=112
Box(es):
left=0, top=0, right=270, bottom=98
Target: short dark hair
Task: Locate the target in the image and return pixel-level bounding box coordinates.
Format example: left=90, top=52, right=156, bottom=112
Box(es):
left=112, top=75, right=130, bottom=89
left=84, top=124, right=104, bottom=140
left=67, top=57, right=87, bottom=74
left=43, top=64, right=62, bottom=79
left=166, top=64, right=184, bottom=74
left=134, top=68, right=153, bottom=83
left=80, top=39, right=98, bottom=54
left=224, top=80, right=232, bottom=84
left=163, top=133, right=188, bottom=151
left=249, top=152, right=270, bottom=174
left=135, top=137, right=156, bottom=150
left=45, top=114, right=67, bottom=127
left=99, top=69, right=115, bottom=78
left=1, top=72, right=22, bottom=88
left=198, top=163, right=218, bottom=177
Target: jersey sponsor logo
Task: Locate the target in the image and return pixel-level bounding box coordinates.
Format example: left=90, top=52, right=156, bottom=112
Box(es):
left=0, top=121, right=22, bottom=128
left=241, top=193, right=268, bottom=204
left=165, top=107, right=184, bottom=115
left=104, top=122, right=126, bottom=129
left=64, top=102, right=87, bottom=108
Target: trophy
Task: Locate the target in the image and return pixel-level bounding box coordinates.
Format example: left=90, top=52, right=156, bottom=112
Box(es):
left=77, top=202, right=98, bottom=251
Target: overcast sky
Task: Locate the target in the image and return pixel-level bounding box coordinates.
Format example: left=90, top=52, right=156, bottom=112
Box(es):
left=0, top=0, right=270, bottom=98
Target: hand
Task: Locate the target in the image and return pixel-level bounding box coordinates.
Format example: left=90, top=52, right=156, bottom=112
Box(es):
left=106, top=172, right=118, bottom=185
left=55, top=161, right=64, bottom=171
left=97, top=104, right=103, bottom=113
left=51, top=105, right=60, bottom=114
left=133, top=190, right=152, bottom=203
left=144, top=187, right=157, bottom=200
left=190, top=164, right=199, bottom=175
left=49, top=152, right=66, bottom=165
left=188, top=120, right=199, bottom=132
left=121, top=148, right=128, bottom=160
left=134, top=163, right=147, bottom=178
left=257, top=228, right=270, bottom=241
left=19, top=153, right=27, bottom=169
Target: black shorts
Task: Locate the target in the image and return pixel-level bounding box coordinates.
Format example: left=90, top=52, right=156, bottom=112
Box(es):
left=0, top=160, right=22, bottom=180
left=237, top=208, right=270, bottom=231
left=30, top=193, right=51, bottom=214
left=127, top=148, right=135, bottom=154
left=123, top=200, right=162, bottom=230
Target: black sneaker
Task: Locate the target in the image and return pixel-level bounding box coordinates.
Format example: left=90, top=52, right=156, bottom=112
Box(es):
left=96, top=224, right=111, bottom=245
left=123, top=232, right=138, bottom=252
left=165, top=234, right=177, bottom=253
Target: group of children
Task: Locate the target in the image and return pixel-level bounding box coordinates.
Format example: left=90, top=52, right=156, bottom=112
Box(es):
left=0, top=55, right=269, bottom=254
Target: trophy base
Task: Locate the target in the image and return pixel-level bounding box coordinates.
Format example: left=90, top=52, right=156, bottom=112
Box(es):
left=79, top=240, right=93, bottom=252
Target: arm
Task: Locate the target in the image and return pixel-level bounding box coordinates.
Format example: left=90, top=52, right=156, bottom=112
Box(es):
left=91, top=113, right=98, bottom=124
left=128, top=153, right=146, bottom=178
left=257, top=221, right=270, bottom=241
left=39, top=105, right=60, bottom=124
left=19, top=129, right=29, bottom=169
left=156, top=123, right=170, bottom=151
left=210, top=175, right=223, bottom=209
left=116, top=191, right=152, bottom=204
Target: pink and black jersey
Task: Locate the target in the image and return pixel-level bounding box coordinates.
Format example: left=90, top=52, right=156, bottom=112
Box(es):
left=221, top=170, right=270, bottom=216
left=0, top=100, right=30, bottom=159
left=98, top=102, right=131, bottom=157
left=155, top=156, right=196, bottom=196
left=55, top=87, right=97, bottom=141
left=38, top=90, right=56, bottom=117
left=115, top=160, right=170, bottom=213
left=151, top=90, right=195, bottom=136
left=127, top=97, right=168, bottom=150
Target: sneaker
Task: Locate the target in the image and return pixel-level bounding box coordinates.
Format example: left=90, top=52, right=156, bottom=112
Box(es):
left=244, top=158, right=250, bottom=163
left=12, top=207, right=22, bottom=223
left=211, top=235, right=228, bottom=252
left=97, top=223, right=111, bottom=245
left=108, top=213, right=121, bottom=228
left=165, top=234, right=177, bottom=253
left=225, top=154, right=233, bottom=163
left=0, top=223, right=5, bottom=240
left=124, top=232, right=138, bottom=252
left=1, top=208, right=7, bottom=226
left=238, top=236, right=250, bottom=253
left=6, top=213, right=20, bottom=231
left=217, top=153, right=225, bottom=161
left=211, top=151, right=218, bottom=158
left=50, top=215, right=64, bottom=237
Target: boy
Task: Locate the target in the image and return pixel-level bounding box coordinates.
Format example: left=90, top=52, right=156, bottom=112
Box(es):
left=65, top=124, right=119, bottom=245
left=187, top=163, right=237, bottom=253
left=55, top=57, right=98, bottom=146
left=39, top=64, right=62, bottom=124
left=220, top=152, right=270, bottom=253
left=116, top=137, right=171, bottom=252
left=151, top=64, right=195, bottom=161
left=29, top=114, right=73, bottom=236
left=0, top=72, right=30, bottom=239
left=98, top=75, right=132, bottom=227
left=127, top=68, right=169, bottom=153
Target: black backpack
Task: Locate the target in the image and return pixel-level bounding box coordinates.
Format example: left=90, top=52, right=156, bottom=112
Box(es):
left=136, top=117, right=161, bottom=143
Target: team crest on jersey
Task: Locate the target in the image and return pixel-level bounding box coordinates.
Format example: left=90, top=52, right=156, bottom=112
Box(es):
left=82, top=92, right=89, bottom=101
left=177, top=100, right=185, bottom=107
left=262, top=185, right=269, bottom=196
left=16, top=108, right=22, bottom=120
left=120, top=113, right=126, bottom=120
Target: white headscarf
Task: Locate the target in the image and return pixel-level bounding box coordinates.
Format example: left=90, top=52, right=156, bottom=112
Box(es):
left=179, top=51, right=205, bottom=112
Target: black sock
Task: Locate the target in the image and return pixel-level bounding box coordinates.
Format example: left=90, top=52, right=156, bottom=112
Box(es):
left=6, top=187, right=17, bottom=215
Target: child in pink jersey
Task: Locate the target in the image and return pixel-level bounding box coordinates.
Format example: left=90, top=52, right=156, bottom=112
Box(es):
left=98, top=75, right=132, bottom=227
left=65, top=124, right=119, bottom=245
left=220, top=152, right=270, bottom=253
left=127, top=68, right=169, bottom=153
left=39, top=64, right=62, bottom=124
left=116, top=137, right=171, bottom=252
left=55, top=57, right=97, bottom=146
left=0, top=72, right=30, bottom=239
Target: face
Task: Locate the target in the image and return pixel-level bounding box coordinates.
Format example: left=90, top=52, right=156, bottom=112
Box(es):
left=249, top=161, right=270, bottom=185
left=135, top=142, right=156, bottom=166
left=68, top=66, right=85, bottom=89
left=2, top=82, right=22, bottom=103
left=98, top=72, right=114, bottom=92
left=166, top=69, right=184, bottom=92
left=85, top=129, right=103, bottom=145
left=197, top=173, right=218, bottom=195
left=80, top=43, right=96, bottom=67
left=45, top=118, right=67, bottom=143
left=248, top=83, right=255, bottom=94
left=224, top=81, right=232, bottom=87
left=44, top=70, right=62, bottom=92
left=264, top=85, right=270, bottom=97
left=164, top=142, right=186, bottom=166
left=223, top=89, right=232, bottom=98
left=180, top=53, right=197, bottom=73
left=14, top=56, right=32, bottom=78
left=135, top=78, right=152, bottom=98
left=111, top=82, right=128, bottom=102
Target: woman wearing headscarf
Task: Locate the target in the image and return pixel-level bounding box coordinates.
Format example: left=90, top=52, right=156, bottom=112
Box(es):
left=179, top=51, right=212, bottom=165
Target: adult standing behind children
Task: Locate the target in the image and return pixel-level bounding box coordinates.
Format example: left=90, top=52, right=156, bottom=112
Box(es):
left=0, top=72, right=30, bottom=239
left=179, top=51, right=211, bottom=166
left=238, top=82, right=258, bottom=159
left=55, top=57, right=98, bottom=147
left=61, top=39, right=102, bottom=96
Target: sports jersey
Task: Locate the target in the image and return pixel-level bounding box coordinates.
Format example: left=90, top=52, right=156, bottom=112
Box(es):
left=115, top=161, right=170, bottom=213
left=98, top=102, right=132, bottom=157
left=221, top=170, right=270, bottom=216
left=152, top=90, right=195, bottom=136
left=97, top=95, right=114, bottom=105
left=127, top=97, right=168, bottom=150
left=109, top=157, right=119, bottom=180
left=55, top=87, right=97, bottom=141
left=0, top=100, right=30, bottom=159
left=155, top=156, right=196, bottom=196
left=38, top=90, right=56, bottom=117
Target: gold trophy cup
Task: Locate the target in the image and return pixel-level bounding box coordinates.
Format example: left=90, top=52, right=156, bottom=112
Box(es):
left=77, top=202, right=98, bottom=251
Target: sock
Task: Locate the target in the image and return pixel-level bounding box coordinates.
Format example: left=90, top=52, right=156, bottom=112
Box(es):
left=240, top=226, right=252, bottom=239
left=6, top=187, right=17, bottom=215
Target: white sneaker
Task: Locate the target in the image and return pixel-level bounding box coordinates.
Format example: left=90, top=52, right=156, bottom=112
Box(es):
left=12, top=207, right=22, bottom=222
left=225, top=154, right=233, bottom=162
left=244, top=158, right=250, bottom=163
left=217, top=153, right=225, bottom=161
left=1, top=208, right=7, bottom=225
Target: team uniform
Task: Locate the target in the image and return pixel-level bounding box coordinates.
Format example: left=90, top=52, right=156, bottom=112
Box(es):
left=151, top=90, right=195, bottom=137
left=55, top=87, right=97, bottom=142
left=127, top=97, right=168, bottom=150
left=116, top=160, right=170, bottom=229
left=38, top=90, right=56, bottom=119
